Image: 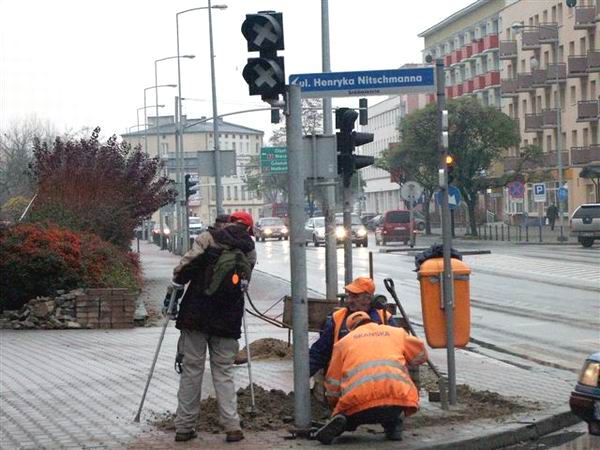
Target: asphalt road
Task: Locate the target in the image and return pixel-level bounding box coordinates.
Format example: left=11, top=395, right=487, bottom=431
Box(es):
left=254, top=233, right=600, bottom=375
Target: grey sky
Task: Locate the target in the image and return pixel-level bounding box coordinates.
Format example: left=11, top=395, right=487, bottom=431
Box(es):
left=0, top=0, right=473, bottom=141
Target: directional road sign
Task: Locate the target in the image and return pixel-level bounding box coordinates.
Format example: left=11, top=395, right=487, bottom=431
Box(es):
left=558, top=186, right=568, bottom=201
left=289, top=67, right=435, bottom=98
left=400, top=181, right=424, bottom=202
left=435, top=185, right=461, bottom=210
left=533, top=183, right=546, bottom=203
left=260, top=146, right=288, bottom=174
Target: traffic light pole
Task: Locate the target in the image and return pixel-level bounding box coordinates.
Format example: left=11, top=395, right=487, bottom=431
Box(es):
left=321, top=0, right=338, bottom=300
left=343, top=184, right=353, bottom=285
left=436, top=58, right=457, bottom=405
left=286, top=84, right=311, bottom=430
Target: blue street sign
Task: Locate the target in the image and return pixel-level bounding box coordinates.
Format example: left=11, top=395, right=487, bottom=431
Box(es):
left=558, top=186, right=568, bottom=201
left=289, top=68, right=435, bottom=98
left=435, top=186, right=461, bottom=210
left=533, top=183, right=546, bottom=202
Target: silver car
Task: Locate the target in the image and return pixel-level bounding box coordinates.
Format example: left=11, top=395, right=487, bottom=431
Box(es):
left=570, top=203, right=600, bottom=248
left=305, top=214, right=368, bottom=247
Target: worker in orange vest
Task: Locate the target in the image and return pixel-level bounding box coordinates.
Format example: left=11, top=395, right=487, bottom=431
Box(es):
left=309, top=277, right=399, bottom=377
left=316, top=311, right=428, bottom=444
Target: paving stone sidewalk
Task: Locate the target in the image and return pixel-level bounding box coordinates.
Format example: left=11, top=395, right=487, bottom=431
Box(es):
left=0, top=240, right=578, bottom=450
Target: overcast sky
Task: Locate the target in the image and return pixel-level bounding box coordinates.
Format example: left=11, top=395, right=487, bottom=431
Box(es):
left=0, top=0, right=473, bottom=141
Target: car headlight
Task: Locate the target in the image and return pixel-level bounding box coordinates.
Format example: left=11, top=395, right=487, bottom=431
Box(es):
left=336, top=226, right=346, bottom=239
left=264, top=228, right=272, bottom=235
left=281, top=226, right=288, bottom=234
left=579, top=361, right=600, bottom=387
left=356, top=227, right=367, bottom=237
left=163, top=227, right=171, bottom=236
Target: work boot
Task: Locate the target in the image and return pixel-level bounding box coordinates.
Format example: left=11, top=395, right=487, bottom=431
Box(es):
left=174, top=430, right=197, bottom=442
left=384, top=419, right=403, bottom=441
left=315, top=415, right=347, bottom=445
left=225, top=430, right=245, bottom=442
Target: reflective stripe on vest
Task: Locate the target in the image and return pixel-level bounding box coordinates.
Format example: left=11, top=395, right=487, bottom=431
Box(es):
left=342, top=359, right=408, bottom=382
left=341, top=371, right=413, bottom=397
left=332, top=308, right=390, bottom=345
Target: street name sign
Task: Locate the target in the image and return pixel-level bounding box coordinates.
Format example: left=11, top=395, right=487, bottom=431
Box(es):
left=436, top=185, right=461, bottom=210
left=289, top=67, right=435, bottom=98
left=533, top=183, right=546, bottom=203
left=260, top=146, right=288, bottom=174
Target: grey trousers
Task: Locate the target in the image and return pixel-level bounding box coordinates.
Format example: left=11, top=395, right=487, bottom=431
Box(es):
left=174, top=330, right=241, bottom=433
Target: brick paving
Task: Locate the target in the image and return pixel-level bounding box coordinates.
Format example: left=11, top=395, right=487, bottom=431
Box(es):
left=0, top=240, right=578, bottom=450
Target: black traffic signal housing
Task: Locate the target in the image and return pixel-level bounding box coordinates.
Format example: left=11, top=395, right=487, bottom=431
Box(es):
left=446, top=154, right=456, bottom=184
left=336, top=107, right=375, bottom=187
left=566, top=0, right=577, bottom=7
left=241, top=12, right=285, bottom=102
left=184, top=174, right=199, bottom=201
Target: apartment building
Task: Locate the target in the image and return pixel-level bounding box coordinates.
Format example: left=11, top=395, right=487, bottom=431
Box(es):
left=121, top=116, right=265, bottom=224
left=499, top=0, right=600, bottom=219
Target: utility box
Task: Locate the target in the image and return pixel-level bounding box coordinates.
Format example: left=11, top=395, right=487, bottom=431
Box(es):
left=282, top=297, right=339, bottom=332
left=417, top=258, right=471, bottom=348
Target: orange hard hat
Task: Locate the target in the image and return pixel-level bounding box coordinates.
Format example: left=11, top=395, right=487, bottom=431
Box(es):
left=346, top=311, right=372, bottom=331
left=344, top=277, right=375, bottom=295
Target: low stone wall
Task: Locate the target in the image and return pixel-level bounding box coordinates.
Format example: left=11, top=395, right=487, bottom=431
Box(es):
left=2, top=288, right=138, bottom=330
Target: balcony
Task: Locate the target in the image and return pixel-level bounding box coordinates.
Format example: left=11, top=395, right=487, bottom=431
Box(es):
left=575, top=4, right=596, bottom=29
left=462, top=44, right=473, bottom=60
left=568, top=55, right=589, bottom=77
left=473, top=74, right=487, bottom=91
left=542, top=109, right=559, bottom=128
left=451, top=84, right=464, bottom=97
left=482, top=34, right=499, bottom=52
left=501, top=78, right=518, bottom=97
left=444, top=54, right=452, bottom=67
left=577, top=100, right=599, bottom=122
left=499, top=40, right=517, bottom=59
left=522, top=30, right=541, bottom=50
left=471, top=39, right=484, bottom=55
left=451, top=49, right=464, bottom=65
left=588, top=50, right=600, bottom=72
left=517, top=73, right=535, bottom=92
left=502, top=151, right=568, bottom=170
left=532, top=68, right=547, bottom=87
left=484, top=71, right=500, bottom=87
left=539, top=23, right=559, bottom=42
left=463, top=79, right=474, bottom=94
left=547, top=63, right=567, bottom=82
left=571, top=145, right=600, bottom=165
left=524, top=113, right=543, bottom=131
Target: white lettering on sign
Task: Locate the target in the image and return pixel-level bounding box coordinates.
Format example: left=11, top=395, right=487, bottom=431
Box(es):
left=314, top=77, right=355, bottom=88
left=357, top=74, right=423, bottom=85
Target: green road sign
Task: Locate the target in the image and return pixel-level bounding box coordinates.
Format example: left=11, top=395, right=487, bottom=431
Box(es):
left=260, top=146, right=288, bottom=174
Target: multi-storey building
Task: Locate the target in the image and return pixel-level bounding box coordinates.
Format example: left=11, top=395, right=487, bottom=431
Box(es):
left=499, top=0, right=600, bottom=220
left=121, top=116, right=265, bottom=225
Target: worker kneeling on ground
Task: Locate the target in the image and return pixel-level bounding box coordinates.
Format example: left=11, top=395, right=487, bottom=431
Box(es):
left=309, top=277, right=399, bottom=377
left=316, top=311, right=428, bottom=445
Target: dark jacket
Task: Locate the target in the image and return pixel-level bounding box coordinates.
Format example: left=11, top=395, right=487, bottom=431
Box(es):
left=309, top=307, right=400, bottom=376
left=173, top=224, right=256, bottom=339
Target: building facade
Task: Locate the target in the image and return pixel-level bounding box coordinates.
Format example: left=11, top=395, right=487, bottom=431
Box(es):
left=121, top=116, right=265, bottom=226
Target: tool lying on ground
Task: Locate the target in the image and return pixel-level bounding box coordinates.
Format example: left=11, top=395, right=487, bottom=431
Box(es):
left=240, top=280, right=256, bottom=413
left=383, top=278, right=442, bottom=379
left=134, top=282, right=184, bottom=422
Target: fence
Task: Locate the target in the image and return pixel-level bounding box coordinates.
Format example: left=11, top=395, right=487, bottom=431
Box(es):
left=475, top=223, right=570, bottom=243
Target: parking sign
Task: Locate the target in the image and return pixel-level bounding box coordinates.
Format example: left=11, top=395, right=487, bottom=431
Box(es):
left=533, top=183, right=546, bottom=203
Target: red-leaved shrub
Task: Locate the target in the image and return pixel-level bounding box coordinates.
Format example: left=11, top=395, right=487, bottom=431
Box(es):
left=0, top=222, right=141, bottom=310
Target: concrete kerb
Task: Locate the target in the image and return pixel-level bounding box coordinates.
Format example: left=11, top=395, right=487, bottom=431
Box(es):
left=420, top=408, right=580, bottom=450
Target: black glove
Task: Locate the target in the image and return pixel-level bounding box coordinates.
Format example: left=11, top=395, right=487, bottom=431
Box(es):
left=162, top=284, right=184, bottom=319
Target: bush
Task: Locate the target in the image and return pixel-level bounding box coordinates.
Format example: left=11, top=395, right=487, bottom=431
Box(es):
left=0, top=222, right=141, bottom=310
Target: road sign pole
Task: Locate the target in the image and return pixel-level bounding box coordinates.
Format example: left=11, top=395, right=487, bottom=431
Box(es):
left=343, top=185, right=353, bottom=285
left=409, top=191, right=415, bottom=248
left=286, top=84, right=311, bottom=430
left=436, top=58, right=457, bottom=405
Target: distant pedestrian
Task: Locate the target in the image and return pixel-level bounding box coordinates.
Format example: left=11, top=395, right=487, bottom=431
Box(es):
left=546, top=204, right=559, bottom=231
left=170, top=211, right=256, bottom=443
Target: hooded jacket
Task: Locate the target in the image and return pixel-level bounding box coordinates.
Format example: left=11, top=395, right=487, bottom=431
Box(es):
left=173, top=224, right=256, bottom=338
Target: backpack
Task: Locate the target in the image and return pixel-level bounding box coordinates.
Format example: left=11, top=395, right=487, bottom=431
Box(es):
left=204, top=246, right=252, bottom=297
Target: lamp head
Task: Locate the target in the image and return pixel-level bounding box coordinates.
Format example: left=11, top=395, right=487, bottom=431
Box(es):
left=530, top=57, right=539, bottom=70
left=166, top=84, right=177, bottom=88
left=213, top=4, right=228, bottom=9
left=183, top=54, right=196, bottom=59
left=511, top=22, right=524, bottom=33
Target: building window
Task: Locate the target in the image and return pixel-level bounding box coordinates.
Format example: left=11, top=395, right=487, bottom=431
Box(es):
left=227, top=186, right=231, bottom=200
left=241, top=186, right=246, bottom=201
left=161, top=143, right=169, bottom=157
left=571, top=130, right=578, bottom=147
left=211, top=187, right=216, bottom=201
left=570, top=86, right=576, bottom=106
left=234, top=186, right=238, bottom=200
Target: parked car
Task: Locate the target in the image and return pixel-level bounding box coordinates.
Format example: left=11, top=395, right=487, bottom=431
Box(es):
left=188, top=216, right=204, bottom=238
left=304, top=214, right=368, bottom=247
left=375, top=210, right=414, bottom=246
left=254, top=217, right=288, bottom=242
left=366, top=214, right=382, bottom=231
left=570, top=203, right=600, bottom=248
left=361, top=213, right=378, bottom=226
left=570, top=352, right=600, bottom=435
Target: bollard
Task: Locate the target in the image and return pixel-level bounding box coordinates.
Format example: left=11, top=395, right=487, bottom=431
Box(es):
left=495, top=225, right=498, bottom=241
left=539, top=225, right=542, bottom=243
left=518, top=225, right=522, bottom=242
left=137, top=237, right=140, bottom=253
left=560, top=226, right=565, bottom=242
left=507, top=225, right=511, bottom=242
left=525, top=225, right=529, bottom=242
left=484, top=226, right=487, bottom=240
left=478, top=225, right=481, bottom=239
left=501, top=224, right=504, bottom=241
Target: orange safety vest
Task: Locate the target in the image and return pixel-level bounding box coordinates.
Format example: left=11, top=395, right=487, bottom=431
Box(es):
left=332, top=308, right=391, bottom=345
left=324, top=322, right=428, bottom=417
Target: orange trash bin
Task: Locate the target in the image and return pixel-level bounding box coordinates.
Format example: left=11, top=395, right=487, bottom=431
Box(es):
left=417, top=257, right=471, bottom=348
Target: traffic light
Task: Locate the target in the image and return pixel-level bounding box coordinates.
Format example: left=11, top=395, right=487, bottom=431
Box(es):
left=241, top=12, right=285, bottom=102
left=184, top=174, right=198, bottom=201
left=446, top=154, right=456, bottom=184
left=336, top=107, right=375, bottom=187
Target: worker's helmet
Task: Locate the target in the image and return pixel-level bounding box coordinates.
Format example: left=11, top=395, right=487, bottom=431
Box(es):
left=346, top=311, right=372, bottom=331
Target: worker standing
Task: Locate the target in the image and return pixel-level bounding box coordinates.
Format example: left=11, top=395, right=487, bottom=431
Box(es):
left=316, top=311, right=428, bottom=444
left=309, top=277, right=399, bottom=377
left=170, top=211, right=256, bottom=443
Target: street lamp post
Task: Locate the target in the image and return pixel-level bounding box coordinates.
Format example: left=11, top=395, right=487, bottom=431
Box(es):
left=512, top=22, right=566, bottom=241
left=137, top=105, right=164, bottom=140
left=176, top=3, right=227, bottom=227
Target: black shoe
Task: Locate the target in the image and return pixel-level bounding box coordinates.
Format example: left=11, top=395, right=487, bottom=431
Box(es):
left=315, top=415, right=347, bottom=445
left=384, top=420, right=403, bottom=441
left=175, top=430, right=198, bottom=442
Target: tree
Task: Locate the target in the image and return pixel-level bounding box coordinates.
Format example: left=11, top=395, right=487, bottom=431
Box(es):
left=29, top=127, right=177, bottom=248
left=377, top=103, right=440, bottom=234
